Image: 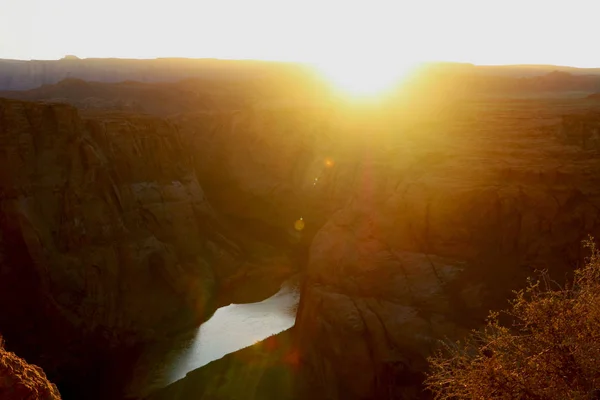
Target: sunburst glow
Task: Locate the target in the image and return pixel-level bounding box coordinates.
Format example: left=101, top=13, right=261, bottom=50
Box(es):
left=314, top=58, right=419, bottom=99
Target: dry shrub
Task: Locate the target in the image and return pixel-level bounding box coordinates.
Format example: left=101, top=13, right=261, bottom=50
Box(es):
left=426, top=237, right=600, bottom=400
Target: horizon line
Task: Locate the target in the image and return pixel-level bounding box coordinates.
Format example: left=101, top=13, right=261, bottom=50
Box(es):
left=2, top=56, right=600, bottom=70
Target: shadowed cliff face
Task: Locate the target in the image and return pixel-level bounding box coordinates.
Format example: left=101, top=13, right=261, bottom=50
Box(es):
left=0, top=78, right=273, bottom=117
left=133, top=98, right=600, bottom=400
left=0, top=79, right=219, bottom=116
left=292, top=100, right=600, bottom=399
left=164, top=100, right=600, bottom=398
left=559, top=113, right=600, bottom=150
left=155, top=99, right=600, bottom=399
left=0, top=98, right=294, bottom=398
left=176, top=108, right=346, bottom=236
left=0, top=98, right=225, bottom=336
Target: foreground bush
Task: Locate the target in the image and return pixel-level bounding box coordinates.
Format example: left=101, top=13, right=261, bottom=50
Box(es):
left=426, top=238, right=600, bottom=400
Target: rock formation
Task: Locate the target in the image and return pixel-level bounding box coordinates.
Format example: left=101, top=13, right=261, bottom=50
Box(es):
left=149, top=96, right=600, bottom=400
left=175, top=107, right=344, bottom=237
left=4, top=72, right=600, bottom=400
left=0, top=78, right=259, bottom=117
left=0, top=98, right=295, bottom=398
left=293, top=100, right=600, bottom=399
left=0, top=336, right=62, bottom=400
left=559, top=113, right=600, bottom=150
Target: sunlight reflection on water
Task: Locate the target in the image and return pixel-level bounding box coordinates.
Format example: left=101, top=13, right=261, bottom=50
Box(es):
left=166, top=279, right=300, bottom=384
left=126, top=278, right=300, bottom=398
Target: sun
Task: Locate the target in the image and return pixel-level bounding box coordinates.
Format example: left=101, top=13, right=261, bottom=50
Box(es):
left=313, top=58, right=419, bottom=100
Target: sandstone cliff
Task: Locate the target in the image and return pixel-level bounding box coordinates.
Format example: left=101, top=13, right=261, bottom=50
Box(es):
left=0, top=336, right=61, bottom=400
left=175, top=107, right=343, bottom=236
left=0, top=98, right=290, bottom=398
left=0, top=78, right=265, bottom=117
left=293, top=99, right=600, bottom=399
left=143, top=97, right=600, bottom=400
left=558, top=113, right=600, bottom=150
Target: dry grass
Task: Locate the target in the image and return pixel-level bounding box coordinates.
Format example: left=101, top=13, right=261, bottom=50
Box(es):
left=426, top=237, right=600, bottom=399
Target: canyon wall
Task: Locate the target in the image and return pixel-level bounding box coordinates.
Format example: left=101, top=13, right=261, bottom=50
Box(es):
left=176, top=107, right=344, bottom=234
left=0, top=98, right=269, bottom=398
left=292, top=103, right=600, bottom=399
left=559, top=114, right=600, bottom=150
left=153, top=100, right=600, bottom=400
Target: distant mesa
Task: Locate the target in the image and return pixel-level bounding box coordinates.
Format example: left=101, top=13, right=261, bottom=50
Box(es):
left=61, top=55, right=80, bottom=60
left=56, top=77, right=88, bottom=85
left=587, top=92, right=600, bottom=100
left=545, top=70, right=573, bottom=79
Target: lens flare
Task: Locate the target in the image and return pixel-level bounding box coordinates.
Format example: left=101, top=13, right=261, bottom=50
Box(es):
left=294, top=218, right=305, bottom=231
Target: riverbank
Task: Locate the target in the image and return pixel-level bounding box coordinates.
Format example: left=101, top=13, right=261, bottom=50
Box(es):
left=144, top=329, right=303, bottom=400
left=125, top=277, right=300, bottom=399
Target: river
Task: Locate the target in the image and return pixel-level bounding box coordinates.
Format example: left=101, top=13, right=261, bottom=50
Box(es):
left=126, top=278, right=300, bottom=398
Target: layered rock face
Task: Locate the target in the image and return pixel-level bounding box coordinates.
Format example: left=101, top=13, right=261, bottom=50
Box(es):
left=0, top=78, right=216, bottom=116
left=176, top=107, right=344, bottom=237
left=0, top=77, right=280, bottom=117
left=0, top=337, right=62, bottom=400
left=175, top=105, right=404, bottom=240
left=559, top=113, right=600, bottom=150
left=294, top=100, right=600, bottom=399
left=0, top=98, right=253, bottom=397
left=147, top=98, right=600, bottom=399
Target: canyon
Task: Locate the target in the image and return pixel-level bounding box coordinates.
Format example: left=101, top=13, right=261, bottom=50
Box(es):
left=0, top=97, right=298, bottom=399
left=1, top=60, right=600, bottom=399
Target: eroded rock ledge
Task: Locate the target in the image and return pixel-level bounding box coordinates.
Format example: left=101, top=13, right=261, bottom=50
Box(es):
left=0, top=336, right=61, bottom=400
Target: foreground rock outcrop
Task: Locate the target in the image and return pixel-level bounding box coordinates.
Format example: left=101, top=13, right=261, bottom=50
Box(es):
left=0, top=337, right=61, bottom=400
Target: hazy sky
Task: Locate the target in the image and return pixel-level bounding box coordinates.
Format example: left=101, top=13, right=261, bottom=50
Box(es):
left=0, top=0, right=597, bottom=67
